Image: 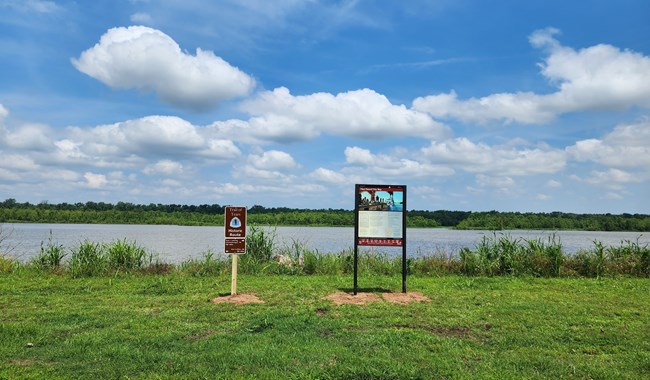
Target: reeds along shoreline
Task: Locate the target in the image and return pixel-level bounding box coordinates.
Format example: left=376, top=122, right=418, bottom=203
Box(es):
left=1, top=229, right=648, bottom=278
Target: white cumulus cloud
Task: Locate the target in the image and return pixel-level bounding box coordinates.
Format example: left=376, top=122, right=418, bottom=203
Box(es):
left=413, top=28, right=650, bottom=124
left=72, top=26, right=256, bottom=110
left=309, top=167, right=349, bottom=184
left=475, top=174, right=515, bottom=188
left=237, top=150, right=298, bottom=182
left=84, top=172, right=108, bottom=189
left=344, top=146, right=454, bottom=178
left=568, top=120, right=650, bottom=168
left=143, top=159, right=184, bottom=176
left=421, top=138, right=566, bottom=176
left=580, top=168, right=644, bottom=190
left=248, top=150, right=298, bottom=171
left=68, top=115, right=241, bottom=161
left=0, top=105, right=52, bottom=151
left=241, top=87, right=450, bottom=142
left=3, top=123, right=52, bottom=150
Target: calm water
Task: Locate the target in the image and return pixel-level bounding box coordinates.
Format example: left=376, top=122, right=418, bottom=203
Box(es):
left=2, top=223, right=647, bottom=263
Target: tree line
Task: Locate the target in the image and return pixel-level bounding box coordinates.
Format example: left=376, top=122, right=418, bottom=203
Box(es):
left=0, top=199, right=648, bottom=231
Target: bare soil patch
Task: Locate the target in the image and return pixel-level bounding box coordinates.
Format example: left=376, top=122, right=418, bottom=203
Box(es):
left=322, top=292, right=382, bottom=305
left=211, top=293, right=264, bottom=305
left=11, top=359, right=35, bottom=367
left=186, top=329, right=216, bottom=341
left=382, top=291, right=430, bottom=304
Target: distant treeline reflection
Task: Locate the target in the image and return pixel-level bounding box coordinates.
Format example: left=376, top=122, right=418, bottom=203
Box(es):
left=0, top=198, right=648, bottom=231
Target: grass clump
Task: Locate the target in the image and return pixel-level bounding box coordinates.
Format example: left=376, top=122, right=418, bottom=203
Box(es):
left=459, top=232, right=565, bottom=277
left=31, top=230, right=66, bottom=271
left=69, top=240, right=106, bottom=277
left=105, top=238, right=149, bottom=270
left=0, top=255, right=14, bottom=274
left=246, top=224, right=275, bottom=263
left=67, top=239, right=154, bottom=277
left=0, top=224, right=17, bottom=273
left=565, top=237, right=650, bottom=277
left=179, top=250, right=228, bottom=276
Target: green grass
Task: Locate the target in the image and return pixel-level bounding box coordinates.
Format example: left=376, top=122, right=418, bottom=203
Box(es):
left=1, top=272, right=649, bottom=379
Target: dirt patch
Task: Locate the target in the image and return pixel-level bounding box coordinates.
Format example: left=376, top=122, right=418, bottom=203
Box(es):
left=322, top=292, right=382, bottom=305
left=11, top=359, right=36, bottom=367
left=382, top=292, right=430, bottom=304
left=211, top=293, right=264, bottom=305
left=186, top=329, right=216, bottom=341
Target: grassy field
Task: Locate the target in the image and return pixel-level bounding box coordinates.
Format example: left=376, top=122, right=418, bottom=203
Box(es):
left=1, top=272, right=649, bottom=379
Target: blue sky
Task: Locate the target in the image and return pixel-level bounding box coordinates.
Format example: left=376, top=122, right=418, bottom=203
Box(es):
left=1, top=0, right=649, bottom=213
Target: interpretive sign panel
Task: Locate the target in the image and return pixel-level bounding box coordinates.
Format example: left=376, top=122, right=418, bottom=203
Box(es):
left=354, top=184, right=407, bottom=293
left=356, top=185, right=405, bottom=246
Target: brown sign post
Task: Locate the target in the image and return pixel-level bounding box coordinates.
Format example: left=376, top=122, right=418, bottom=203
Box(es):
left=225, top=206, right=247, bottom=295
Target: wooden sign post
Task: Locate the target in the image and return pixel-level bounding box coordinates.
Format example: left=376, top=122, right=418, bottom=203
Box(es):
left=224, top=206, right=247, bottom=295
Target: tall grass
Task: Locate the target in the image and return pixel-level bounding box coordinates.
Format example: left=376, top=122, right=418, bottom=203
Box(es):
left=32, top=230, right=66, bottom=270
left=105, top=238, right=149, bottom=270
left=564, top=237, right=649, bottom=277
left=69, top=240, right=106, bottom=277
left=459, top=232, right=565, bottom=277
left=0, top=224, right=16, bottom=273
left=5, top=229, right=650, bottom=278
left=68, top=239, right=153, bottom=277
left=246, top=224, right=275, bottom=262
left=179, top=250, right=228, bottom=276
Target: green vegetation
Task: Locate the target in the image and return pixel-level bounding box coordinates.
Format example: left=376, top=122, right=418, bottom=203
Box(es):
left=32, top=231, right=66, bottom=270
left=29, top=238, right=155, bottom=278
left=2, top=198, right=650, bottom=230
left=2, top=227, right=649, bottom=279
left=456, top=210, right=650, bottom=231
left=2, top=227, right=649, bottom=377
left=1, top=273, right=649, bottom=378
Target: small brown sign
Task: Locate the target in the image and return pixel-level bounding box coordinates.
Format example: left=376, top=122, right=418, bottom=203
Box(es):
left=225, top=238, right=246, bottom=254
left=225, top=206, right=247, bottom=238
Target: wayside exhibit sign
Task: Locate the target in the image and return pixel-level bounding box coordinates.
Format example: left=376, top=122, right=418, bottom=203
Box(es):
left=354, top=184, right=407, bottom=294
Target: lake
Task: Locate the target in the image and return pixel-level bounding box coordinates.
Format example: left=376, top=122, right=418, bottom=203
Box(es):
left=1, top=223, right=648, bottom=263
